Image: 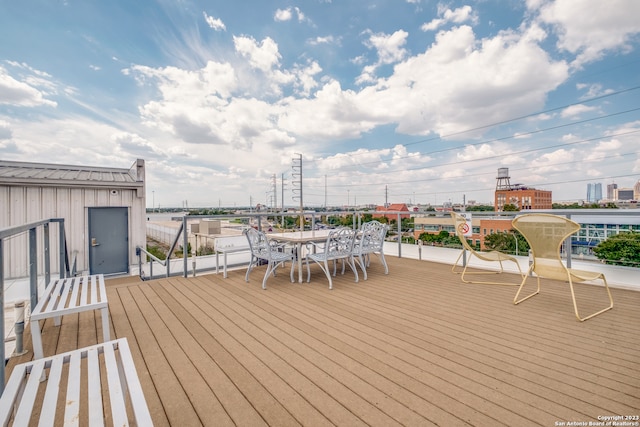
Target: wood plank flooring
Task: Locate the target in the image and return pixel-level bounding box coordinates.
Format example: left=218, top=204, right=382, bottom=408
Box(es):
left=7, top=256, right=640, bottom=426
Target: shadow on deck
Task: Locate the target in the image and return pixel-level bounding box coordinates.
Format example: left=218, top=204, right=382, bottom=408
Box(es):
left=7, top=256, right=640, bottom=426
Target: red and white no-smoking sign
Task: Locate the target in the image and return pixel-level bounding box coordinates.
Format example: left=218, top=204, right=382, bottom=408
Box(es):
left=458, top=213, right=472, bottom=237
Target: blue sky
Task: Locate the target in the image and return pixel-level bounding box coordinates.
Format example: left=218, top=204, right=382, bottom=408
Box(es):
left=1, top=0, right=639, bottom=208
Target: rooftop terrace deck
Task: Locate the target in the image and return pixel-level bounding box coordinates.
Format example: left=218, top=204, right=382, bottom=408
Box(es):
left=7, top=256, right=640, bottom=426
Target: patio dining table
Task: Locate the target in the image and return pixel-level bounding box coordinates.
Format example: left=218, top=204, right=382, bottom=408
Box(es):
left=267, top=229, right=334, bottom=283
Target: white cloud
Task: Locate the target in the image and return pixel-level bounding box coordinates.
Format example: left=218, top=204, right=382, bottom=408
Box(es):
left=368, top=30, right=409, bottom=65
left=234, top=36, right=281, bottom=72
left=533, top=0, right=640, bottom=67
left=203, top=12, right=226, bottom=31
left=355, top=24, right=568, bottom=138
left=308, top=35, right=338, bottom=46
left=560, top=104, right=598, bottom=118
left=274, top=8, right=293, bottom=22
left=356, top=30, right=408, bottom=83
left=0, top=66, right=57, bottom=107
left=422, top=5, right=478, bottom=32
left=274, top=7, right=308, bottom=23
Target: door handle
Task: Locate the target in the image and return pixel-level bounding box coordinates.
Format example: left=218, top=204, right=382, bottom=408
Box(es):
left=91, top=238, right=100, bottom=247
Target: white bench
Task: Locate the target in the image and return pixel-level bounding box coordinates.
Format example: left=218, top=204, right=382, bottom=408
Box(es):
left=0, top=338, right=153, bottom=426
left=30, top=275, right=110, bottom=359
left=215, top=235, right=250, bottom=278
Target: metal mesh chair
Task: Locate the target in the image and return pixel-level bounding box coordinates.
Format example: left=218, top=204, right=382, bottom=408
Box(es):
left=512, top=213, right=613, bottom=321
left=450, top=212, right=523, bottom=285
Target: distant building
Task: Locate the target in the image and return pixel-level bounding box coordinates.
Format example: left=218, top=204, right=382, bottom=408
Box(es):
left=607, top=182, right=618, bottom=200
left=373, top=203, right=410, bottom=221
left=616, top=188, right=635, bottom=201
left=493, top=168, right=552, bottom=211
left=586, top=183, right=602, bottom=203
left=413, top=216, right=516, bottom=250
left=635, top=180, right=640, bottom=200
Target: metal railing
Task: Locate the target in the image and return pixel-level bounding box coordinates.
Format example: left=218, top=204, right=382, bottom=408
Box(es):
left=0, top=218, right=70, bottom=393
left=137, top=211, right=411, bottom=280
left=138, top=208, right=640, bottom=280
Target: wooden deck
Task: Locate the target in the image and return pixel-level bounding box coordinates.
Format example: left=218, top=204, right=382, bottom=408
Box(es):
left=8, top=256, right=640, bottom=426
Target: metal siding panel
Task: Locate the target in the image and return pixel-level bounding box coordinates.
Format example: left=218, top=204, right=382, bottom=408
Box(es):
left=41, top=188, right=61, bottom=275
left=8, top=187, right=27, bottom=277
left=129, top=190, right=146, bottom=267
left=96, top=189, right=109, bottom=206
left=25, top=187, right=45, bottom=278
left=0, top=186, right=9, bottom=228
left=69, top=188, right=86, bottom=273
left=56, top=188, right=76, bottom=272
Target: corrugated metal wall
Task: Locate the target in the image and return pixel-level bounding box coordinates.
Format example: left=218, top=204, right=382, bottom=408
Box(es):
left=0, top=186, right=145, bottom=278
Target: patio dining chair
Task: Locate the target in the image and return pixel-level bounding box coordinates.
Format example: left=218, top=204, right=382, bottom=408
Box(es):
left=306, top=228, right=359, bottom=289
left=244, top=228, right=295, bottom=289
left=450, top=212, right=523, bottom=285
left=352, top=220, right=389, bottom=280
left=512, top=213, right=613, bottom=321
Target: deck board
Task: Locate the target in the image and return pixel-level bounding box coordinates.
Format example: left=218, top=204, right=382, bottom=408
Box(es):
left=7, top=256, right=640, bottom=426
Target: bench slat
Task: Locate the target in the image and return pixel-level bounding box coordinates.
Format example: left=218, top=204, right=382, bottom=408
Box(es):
left=98, top=275, right=107, bottom=306
left=40, top=355, right=64, bottom=427
left=89, top=275, right=97, bottom=306
left=13, top=360, right=45, bottom=424
left=0, top=364, right=28, bottom=424
left=64, top=351, right=81, bottom=426
left=41, top=279, right=65, bottom=315
left=87, top=348, right=104, bottom=426
left=70, top=276, right=82, bottom=310
left=104, top=343, right=128, bottom=426
left=117, top=339, right=154, bottom=426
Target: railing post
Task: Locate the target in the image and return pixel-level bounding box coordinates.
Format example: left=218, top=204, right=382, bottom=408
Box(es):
left=397, top=213, right=402, bottom=258
left=566, top=213, right=573, bottom=268
left=0, top=238, right=5, bottom=394
left=44, top=223, right=50, bottom=285
left=58, top=220, right=66, bottom=279
left=29, top=227, right=38, bottom=315
left=183, top=216, right=188, bottom=278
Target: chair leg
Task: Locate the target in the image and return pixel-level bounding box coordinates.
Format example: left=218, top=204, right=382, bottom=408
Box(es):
left=323, top=259, right=334, bottom=289
left=356, top=254, right=368, bottom=280
left=568, top=275, right=614, bottom=321
left=262, top=261, right=274, bottom=289
left=378, top=252, right=389, bottom=274
left=513, top=266, right=540, bottom=304
left=451, top=249, right=465, bottom=274
left=245, top=257, right=256, bottom=282
left=345, top=256, right=359, bottom=283
left=456, top=252, right=519, bottom=286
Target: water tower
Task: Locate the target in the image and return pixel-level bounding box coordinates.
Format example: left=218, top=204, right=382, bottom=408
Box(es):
left=496, top=168, right=512, bottom=190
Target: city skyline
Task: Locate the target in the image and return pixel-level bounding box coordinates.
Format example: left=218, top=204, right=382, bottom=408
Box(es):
left=1, top=1, right=639, bottom=208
